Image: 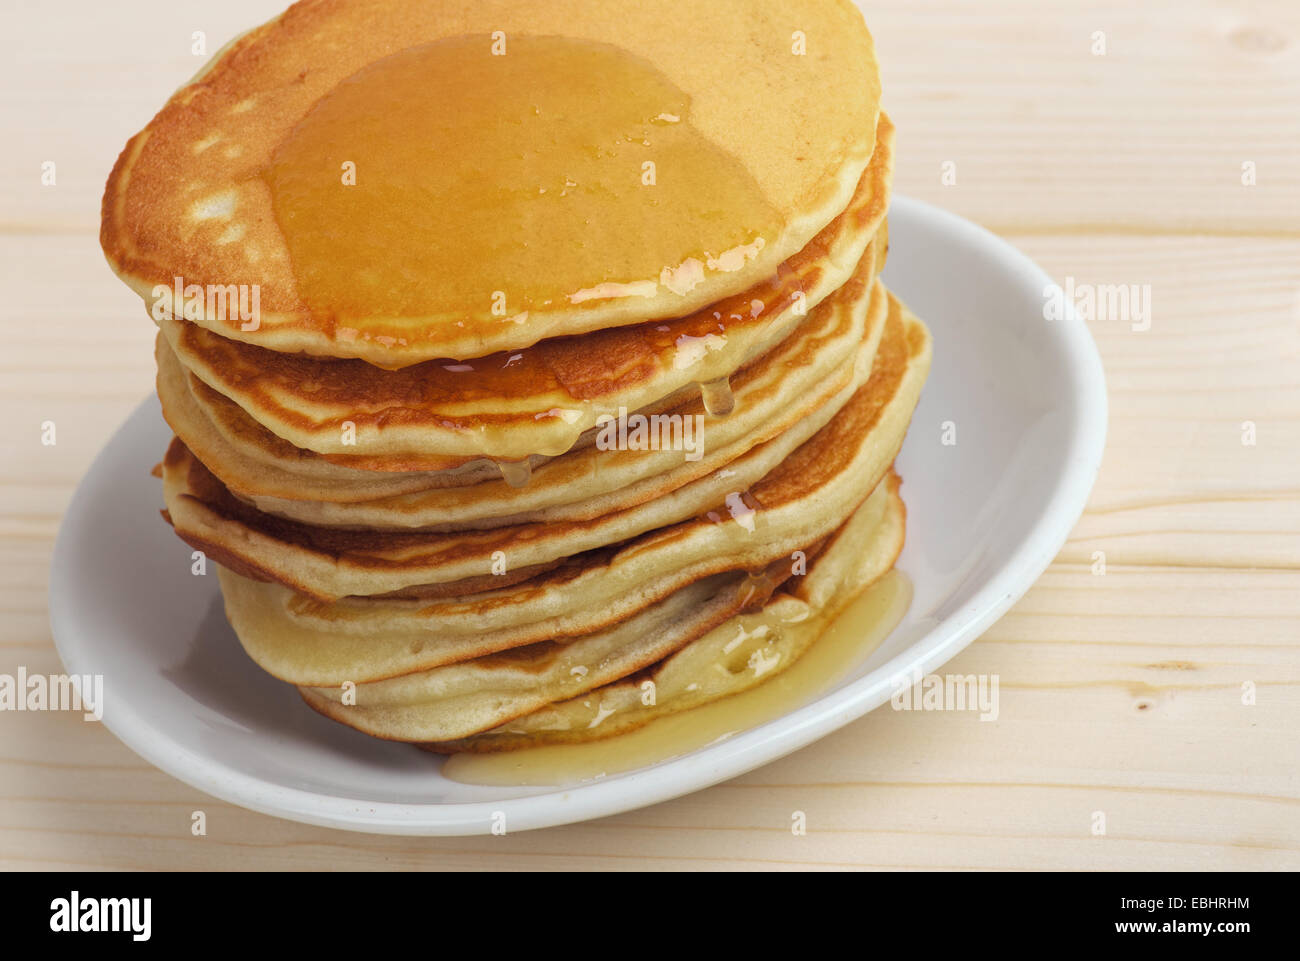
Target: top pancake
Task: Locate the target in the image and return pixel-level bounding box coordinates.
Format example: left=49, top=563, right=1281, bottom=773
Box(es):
left=101, top=0, right=881, bottom=365
left=155, top=119, right=893, bottom=464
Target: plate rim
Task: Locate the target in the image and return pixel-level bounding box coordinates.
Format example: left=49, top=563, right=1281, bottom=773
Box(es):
left=49, top=194, right=1108, bottom=836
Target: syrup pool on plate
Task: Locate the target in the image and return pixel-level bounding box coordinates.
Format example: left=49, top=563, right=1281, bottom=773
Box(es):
left=442, top=570, right=912, bottom=787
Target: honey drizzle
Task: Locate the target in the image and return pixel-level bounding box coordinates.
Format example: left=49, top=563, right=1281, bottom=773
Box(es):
left=494, top=458, right=533, bottom=488
left=698, top=376, right=736, bottom=417
left=263, top=34, right=782, bottom=335
left=441, top=571, right=913, bottom=787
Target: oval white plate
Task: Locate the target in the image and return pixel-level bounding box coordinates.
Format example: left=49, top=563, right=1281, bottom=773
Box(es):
left=50, top=196, right=1106, bottom=835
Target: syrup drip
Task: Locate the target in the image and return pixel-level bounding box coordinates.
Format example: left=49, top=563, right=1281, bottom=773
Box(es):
left=440, top=571, right=913, bottom=787
left=737, top=569, right=781, bottom=609
left=699, top=376, right=736, bottom=417
left=495, top=458, right=533, bottom=488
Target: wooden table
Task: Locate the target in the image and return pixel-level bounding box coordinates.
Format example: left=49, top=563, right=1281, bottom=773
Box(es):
left=2, top=0, right=1296, bottom=869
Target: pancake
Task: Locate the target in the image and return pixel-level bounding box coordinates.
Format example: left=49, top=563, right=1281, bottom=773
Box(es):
left=298, top=567, right=770, bottom=743
left=102, top=0, right=882, bottom=366
left=296, top=475, right=901, bottom=743
left=161, top=294, right=932, bottom=600
left=218, top=469, right=899, bottom=686
left=215, top=305, right=882, bottom=682
left=100, top=0, right=931, bottom=763
left=153, top=119, right=894, bottom=465
left=430, top=472, right=907, bottom=752
left=164, top=264, right=889, bottom=531
left=159, top=354, right=519, bottom=498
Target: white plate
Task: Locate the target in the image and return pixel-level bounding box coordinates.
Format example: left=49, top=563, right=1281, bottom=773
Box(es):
left=50, top=196, right=1106, bottom=835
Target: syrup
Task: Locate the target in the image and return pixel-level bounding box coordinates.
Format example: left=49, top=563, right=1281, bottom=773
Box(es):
left=265, top=35, right=782, bottom=335
left=441, top=571, right=912, bottom=786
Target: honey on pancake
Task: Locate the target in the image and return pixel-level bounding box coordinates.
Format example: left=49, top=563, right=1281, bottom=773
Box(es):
left=494, top=458, right=533, bottom=489
left=699, top=376, right=736, bottom=417
left=441, top=570, right=912, bottom=786
left=264, top=34, right=784, bottom=342
left=737, top=568, right=782, bottom=609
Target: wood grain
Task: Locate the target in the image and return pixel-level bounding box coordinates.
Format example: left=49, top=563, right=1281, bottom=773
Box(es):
left=0, top=0, right=1296, bottom=869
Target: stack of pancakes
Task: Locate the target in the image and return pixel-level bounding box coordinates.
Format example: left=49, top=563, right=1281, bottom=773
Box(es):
left=99, top=0, right=931, bottom=753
